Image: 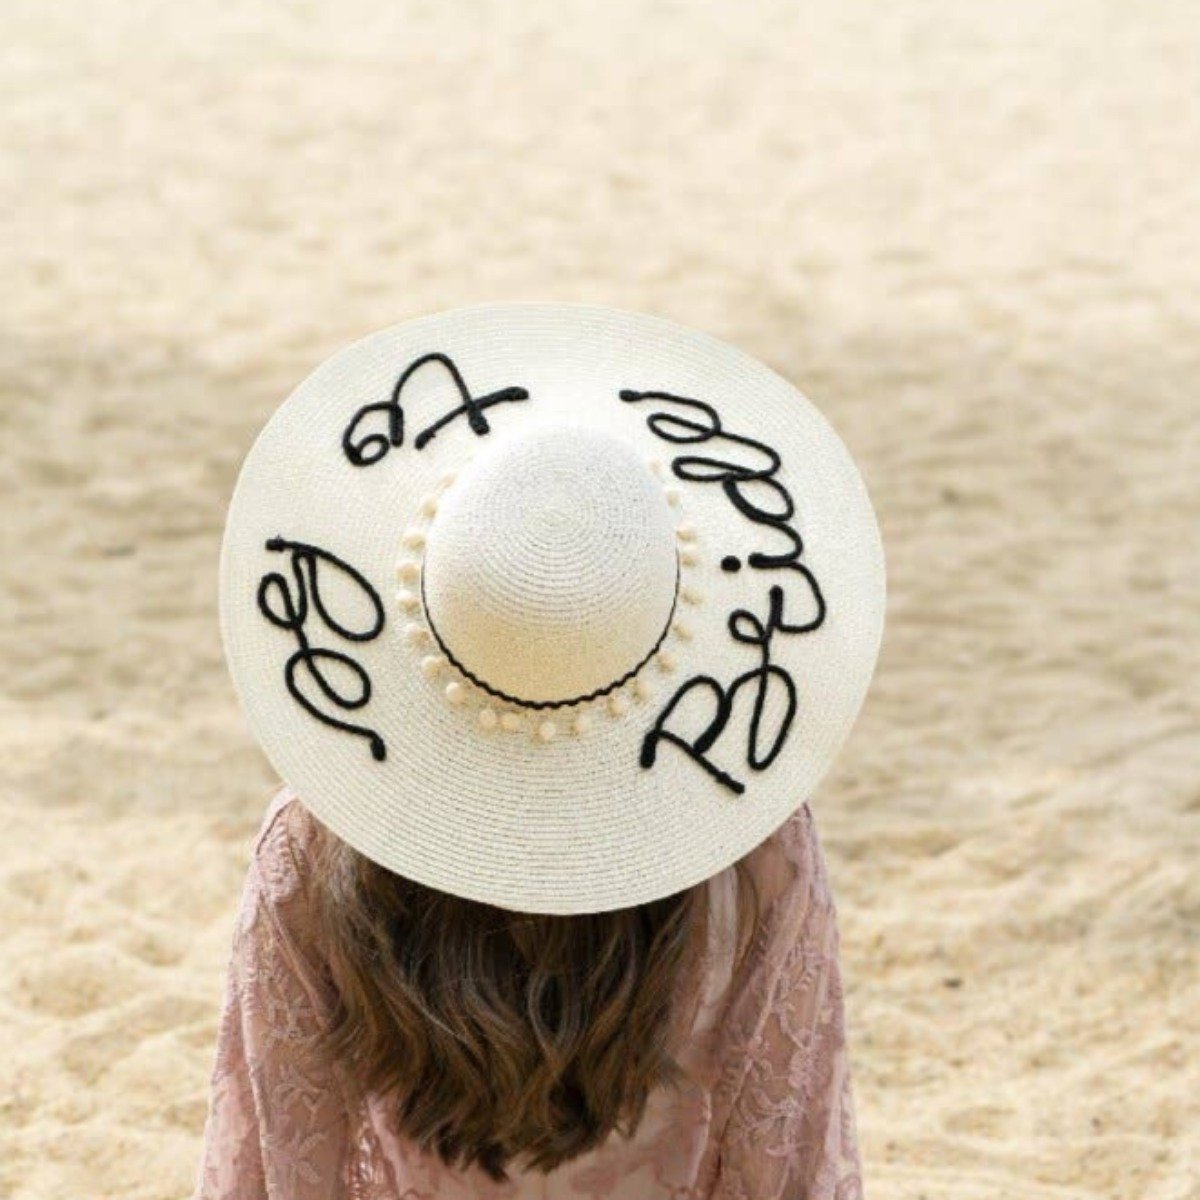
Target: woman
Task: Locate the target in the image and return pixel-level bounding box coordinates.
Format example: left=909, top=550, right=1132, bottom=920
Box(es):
left=201, top=304, right=885, bottom=1198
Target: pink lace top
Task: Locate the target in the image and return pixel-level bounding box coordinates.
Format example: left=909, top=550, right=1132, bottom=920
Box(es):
left=195, top=790, right=864, bottom=1199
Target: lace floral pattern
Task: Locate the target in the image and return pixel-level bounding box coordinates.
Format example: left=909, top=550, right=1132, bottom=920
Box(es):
left=195, top=802, right=350, bottom=1200
left=195, top=792, right=864, bottom=1199
left=709, top=817, right=864, bottom=1200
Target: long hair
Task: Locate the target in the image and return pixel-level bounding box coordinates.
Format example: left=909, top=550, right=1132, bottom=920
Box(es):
left=305, top=815, right=759, bottom=1182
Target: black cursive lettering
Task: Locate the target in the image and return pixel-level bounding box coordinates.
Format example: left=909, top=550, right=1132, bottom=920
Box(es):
left=343, top=352, right=529, bottom=466
left=621, top=389, right=827, bottom=792
left=256, top=536, right=387, bottom=760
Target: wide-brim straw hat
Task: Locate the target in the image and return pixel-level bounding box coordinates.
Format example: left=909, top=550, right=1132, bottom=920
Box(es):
left=219, top=304, right=885, bottom=913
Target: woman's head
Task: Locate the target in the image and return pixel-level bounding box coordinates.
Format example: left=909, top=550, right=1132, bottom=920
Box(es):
left=305, top=813, right=758, bottom=1182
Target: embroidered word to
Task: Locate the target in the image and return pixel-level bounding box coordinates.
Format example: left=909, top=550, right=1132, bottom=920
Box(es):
left=342, top=352, right=529, bottom=467
left=619, top=389, right=826, bottom=794
left=256, top=536, right=387, bottom=761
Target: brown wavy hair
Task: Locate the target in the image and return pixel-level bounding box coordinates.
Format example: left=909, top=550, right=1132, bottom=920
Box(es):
left=306, top=819, right=759, bottom=1182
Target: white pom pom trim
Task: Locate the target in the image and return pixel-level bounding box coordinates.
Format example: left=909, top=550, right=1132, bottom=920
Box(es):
left=396, top=460, right=706, bottom=741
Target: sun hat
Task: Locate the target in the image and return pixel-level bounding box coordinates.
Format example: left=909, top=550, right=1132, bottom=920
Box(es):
left=219, top=304, right=885, bottom=914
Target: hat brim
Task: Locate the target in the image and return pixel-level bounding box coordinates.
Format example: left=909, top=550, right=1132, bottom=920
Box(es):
left=219, top=303, right=885, bottom=913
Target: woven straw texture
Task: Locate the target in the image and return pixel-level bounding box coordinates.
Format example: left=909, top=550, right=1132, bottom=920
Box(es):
left=422, top=425, right=680, bottom=705
left=219, top=304, right=886, bottom=912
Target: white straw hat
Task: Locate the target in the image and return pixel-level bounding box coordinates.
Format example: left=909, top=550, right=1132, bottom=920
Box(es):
left=219, top=304, right=885, bottom=913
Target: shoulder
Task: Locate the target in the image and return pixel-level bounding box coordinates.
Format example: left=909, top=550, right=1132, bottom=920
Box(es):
left=235, top=787, right=332, bottom=986
left=250, top=786, right=322, bottom=896
left=734, top=804, right=839, bottom=978
left=739, top=802, right=832, bottom=914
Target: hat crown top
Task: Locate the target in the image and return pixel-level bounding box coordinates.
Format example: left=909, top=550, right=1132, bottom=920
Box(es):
left=420, top=425, right=679, bottom=707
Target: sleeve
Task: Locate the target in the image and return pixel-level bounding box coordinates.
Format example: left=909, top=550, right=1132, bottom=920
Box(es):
left=194, top=803, right=352, bottom=1200
left=713, top=806, right=866, bottom=1200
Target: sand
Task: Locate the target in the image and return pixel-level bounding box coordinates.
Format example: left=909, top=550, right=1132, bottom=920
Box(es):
left=1, top=1, right=1198, bottom=1196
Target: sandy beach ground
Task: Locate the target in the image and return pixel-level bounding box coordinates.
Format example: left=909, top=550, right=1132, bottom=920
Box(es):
left=2, top=1, right=1198, bottom=1197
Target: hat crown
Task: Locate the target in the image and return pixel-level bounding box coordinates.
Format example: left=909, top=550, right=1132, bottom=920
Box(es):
left=420, top=425, right=679, bottom=706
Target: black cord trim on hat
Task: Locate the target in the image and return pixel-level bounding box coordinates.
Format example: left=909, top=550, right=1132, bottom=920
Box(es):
left=638, top=581, right=823, bottom=795
left=417, top=559, right=681, bottom=711
left=256, top=536, right=388, bottom=761
left=620, top=388, right=828, bottom=794
left=342, top=352, right=530, bottom=467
